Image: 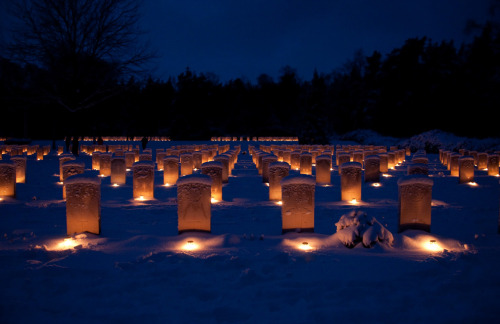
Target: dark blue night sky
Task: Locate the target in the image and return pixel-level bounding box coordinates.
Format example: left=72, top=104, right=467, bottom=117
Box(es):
left=140, top=0, right=492, bottom=83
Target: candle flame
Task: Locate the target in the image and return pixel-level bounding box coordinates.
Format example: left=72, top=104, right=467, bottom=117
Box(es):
left=182, top=240, right=199, bottom=251
left=423, top=239, right=443, bottom=252
left=298, top=241, right=313, bottom=251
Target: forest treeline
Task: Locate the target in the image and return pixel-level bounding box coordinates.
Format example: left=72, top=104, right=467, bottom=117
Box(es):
left=1, top=23, right=499, bottom=143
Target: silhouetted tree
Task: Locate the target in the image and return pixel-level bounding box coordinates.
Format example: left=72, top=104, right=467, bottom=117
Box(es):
left=6, top=0, right=153, bottom=113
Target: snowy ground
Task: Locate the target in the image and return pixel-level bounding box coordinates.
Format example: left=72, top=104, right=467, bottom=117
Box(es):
left=1, top=135, right=500, bottom=324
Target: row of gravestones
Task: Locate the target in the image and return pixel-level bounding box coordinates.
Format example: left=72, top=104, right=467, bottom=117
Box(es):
left=1, top=144, right=499, bottom=236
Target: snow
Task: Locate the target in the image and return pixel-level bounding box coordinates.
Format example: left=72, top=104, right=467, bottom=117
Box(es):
left=281, top=174, right=316, bottom=186
left=64, top=173, right=101, bottom=185
left=176, top=173, right=213, bottom=186
left=1, top=131, right=500, bottom=323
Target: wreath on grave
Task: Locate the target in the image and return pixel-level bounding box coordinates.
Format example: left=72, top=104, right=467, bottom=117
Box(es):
left=335, top=210, right=394, bottom=248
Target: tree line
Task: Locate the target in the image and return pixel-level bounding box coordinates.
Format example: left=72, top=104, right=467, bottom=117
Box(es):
left=1, top=1, right=499, bottom=143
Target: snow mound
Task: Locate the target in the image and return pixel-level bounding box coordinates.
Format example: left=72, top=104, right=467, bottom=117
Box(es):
left=335, top=210, right=394, bottom=248
left=399, top=129, right=500, bottom=153
left=332, top=129, right=500, bottom=153
left=335, top=129, right=400, bottom=146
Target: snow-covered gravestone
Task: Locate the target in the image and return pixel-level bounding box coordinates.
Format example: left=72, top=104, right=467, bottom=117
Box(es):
left=407, top=163, right=429, bottom=176
left=341, top=162, right=362, bottom=202
left=0, top=161, right=16, bottom=198
left=163, top=156, right=179, bottom=186
left=156, top=151, right=166, bottom=170
left=61, top=161, right=85, bottom=199
left=139, top=153, right=152, bottom=162
left=261, top=154, right=278, bottom=183
left=11, top=156, right=27, bottom=183
left=36, top=147, right=44, bottom=160
left=177, top=174, right=212, bottom=233
left=290, top=151, right=301, bottom=171
left=459, top=156, right=475, bottom=184
left=99, top=153, right=112, bottom=177
left=65, top=174, right=101, bottom=235
left=281, top=174, right=315, bottom=233
left=201, top=161, right=223, bottom=201
left=378, top=153, right=389, bottom=173
left=364, top=155, right=380, bottom=183
left=59, top=154, right=76, bottom=182
left=412, top=155, right=428, bottom=165
left=315, top=155, right=332, bottom=185
left=124, top=152, right=135, bottom=169
left=487, top=154, right=499, bottom=176
left=387, top=152, right=396, bottom=169
left=256, top=151, right=267, bottom=174
left=192, top=151, right=203, bottom=170
left=299, top=152, right=313, bottom=175
left=477, top=152, right=488, bottom=170
left=201, top=149, right=210, bottom=164
left=92, top=152, right=101, bottom=170
left=282, top=149, right=292, bottom=165
left=398, top=175, right=433, bottom=233
left=132, top=161, right=155, bottom=200
left=180, top=153, right=193, bottom=176
left=111, top=157, right=126, bottom=185
left=268, top=161, right=290, bottom=201
left=352, top=151, right=363, bottom=165
left=449, top=153, right=460, bottom=177
left=213, top=154, right=230, bottom=183
left=337, top=153, right=351, bottom=174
